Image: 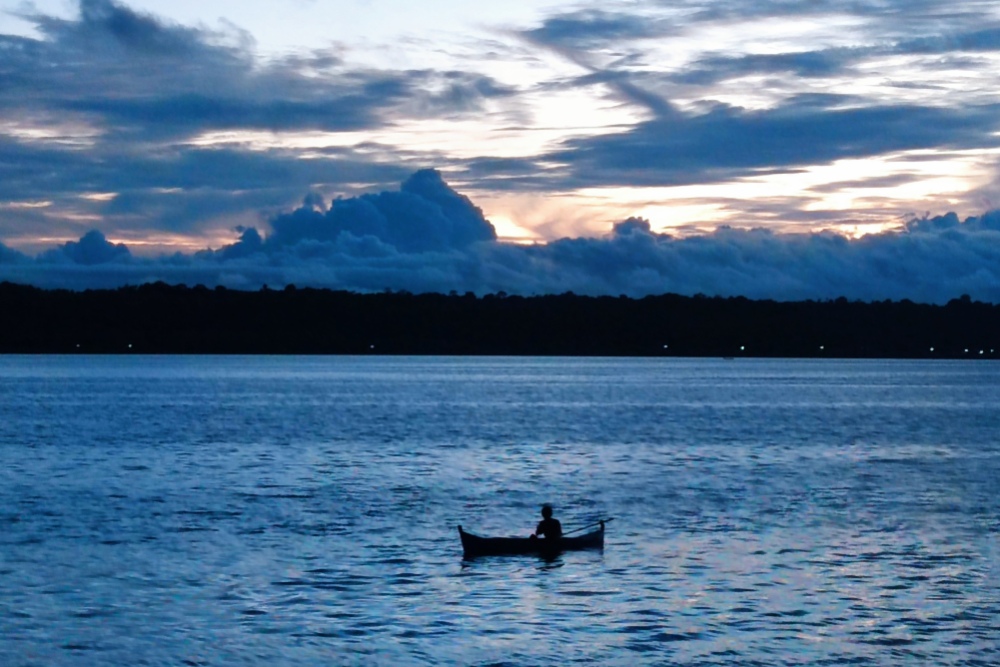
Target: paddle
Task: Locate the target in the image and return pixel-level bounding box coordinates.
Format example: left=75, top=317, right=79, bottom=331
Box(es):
left=561, top=517, right=614, bottom=537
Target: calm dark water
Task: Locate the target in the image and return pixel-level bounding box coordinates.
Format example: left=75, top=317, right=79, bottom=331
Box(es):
left=1, top=355, right=998, bottom=666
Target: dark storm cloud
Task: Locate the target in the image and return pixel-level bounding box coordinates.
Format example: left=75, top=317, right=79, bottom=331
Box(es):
left=459, top=157, right=564, bottom=192
left=0, top=137, right=416, bottom=239
left=521, top=1, right=1000, bottom=104
left=573, top=69, right=681, bottom=119
left=266, top=169, right=497, bottom=253
left=901, top=27, right=1000, bottom=54
left=2, top=172, right=999, bottom=304
left=4, top=0, right=511, bottom=138
left=38, top=230, right=131, bottom=265
left=808, top=174, right=925, bottom=194
left=3, top=0, right=1000, bottom=304
left=678, top=0, right=991, bottom=25
left=0, top=0, right=514, bottom=239
left=674, top=50, right=858, bottom=85
left=507, top=1, right=1000, bottom=194
left=0, top=137, right=84, bottom=201
left=522, top=10, right=673, bottom=48
left=905, top=210, right=1000, bottom=233
left=671, top=24, right=1000, bottom=88
left=516, top=218, right=1000, bottom=303
left=528, top=0, right=1000, bottom=46
left=5, top=0, right=999, bottom=232
left=0, top=242, right=28, bottom=264
left=543, top=100, right=1000, bottom=188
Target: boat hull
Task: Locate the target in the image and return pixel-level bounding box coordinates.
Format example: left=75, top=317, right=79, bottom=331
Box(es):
left=458, top=524, right=604, bottom=558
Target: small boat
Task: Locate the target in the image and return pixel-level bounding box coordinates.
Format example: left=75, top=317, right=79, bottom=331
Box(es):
left=458, top=521, right=605, bottom=558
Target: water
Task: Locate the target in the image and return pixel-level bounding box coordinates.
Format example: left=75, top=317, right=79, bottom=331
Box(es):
left=1, top=356, right=998, bottom=665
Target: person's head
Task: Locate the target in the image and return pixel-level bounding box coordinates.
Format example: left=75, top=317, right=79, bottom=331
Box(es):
left=541, top=504, right=553, bottom=519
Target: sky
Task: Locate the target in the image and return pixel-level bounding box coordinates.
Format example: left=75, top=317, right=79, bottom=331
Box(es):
left=2, top=0, right=1000, bottom=302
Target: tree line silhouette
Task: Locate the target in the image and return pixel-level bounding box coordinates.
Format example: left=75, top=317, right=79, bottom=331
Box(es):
left=1, top=281, right=997, bottom=358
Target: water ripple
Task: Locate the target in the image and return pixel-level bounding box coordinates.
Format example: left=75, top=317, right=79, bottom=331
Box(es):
left=1, top=356, right=999, bottom=665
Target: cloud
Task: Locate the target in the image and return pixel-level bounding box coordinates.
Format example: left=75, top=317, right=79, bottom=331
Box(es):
left=522, top=10, right=673, bottom=49
left=518, top=217, right=1000, bottom=303
left=671, top=0, right=992, bottom=28
left=0, top=241, right=28, bottom=264
left=669, top=24, right=1000, bottom=87
left=4, top=0, right=1000, bottom=284
left=509, top=1, right=1000, bottom=196
left=674, top=50, right=859, bottom=85
left=543, top=99, right=1000, bottom=188
left=266, top=169, right=497, bottom=253
left=38, top=229, right=131, bottom=265
left=0, top=137, right=419, bottom=242
left=1, top=170, right=999, bottom=304
left=0, top=0, right=515, bottom=243
left=6, top=0, right=514, bottom=139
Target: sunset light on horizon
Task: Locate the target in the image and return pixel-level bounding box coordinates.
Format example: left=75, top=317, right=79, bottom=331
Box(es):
left=2, top=0, right=1000, bottom=301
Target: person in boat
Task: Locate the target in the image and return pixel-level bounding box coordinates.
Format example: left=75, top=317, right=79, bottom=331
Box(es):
left=533, top=504, right=562, bottom=539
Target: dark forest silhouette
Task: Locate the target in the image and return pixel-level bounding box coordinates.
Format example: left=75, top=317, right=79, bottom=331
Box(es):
left=1, top=281, right=997, bottom=357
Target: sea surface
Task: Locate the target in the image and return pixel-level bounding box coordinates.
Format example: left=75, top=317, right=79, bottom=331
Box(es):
left=1, top=355, right=998, bottom=666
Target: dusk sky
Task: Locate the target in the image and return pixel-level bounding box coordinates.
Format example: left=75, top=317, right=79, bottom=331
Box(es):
left=2, top=0, right=1000, bottom=301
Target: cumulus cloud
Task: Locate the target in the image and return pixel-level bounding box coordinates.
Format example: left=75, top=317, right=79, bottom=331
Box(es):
left=267, top=169, right=497, bottom=252
left=518, top=217, right=1000, bottom=303
left=1, top=170, right=999, bottom=304
left=39, top=229, right=132, bottom=265
left=0, top=242, right=28, bottom=264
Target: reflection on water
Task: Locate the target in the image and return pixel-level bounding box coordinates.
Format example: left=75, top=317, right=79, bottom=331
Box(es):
left=1, top=356, right=999, bottom=665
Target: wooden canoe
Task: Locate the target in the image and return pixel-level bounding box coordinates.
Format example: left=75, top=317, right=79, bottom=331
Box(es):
left=458, top=522, right=605, bottom=558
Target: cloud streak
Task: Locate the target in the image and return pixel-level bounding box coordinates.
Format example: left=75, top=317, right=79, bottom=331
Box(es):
left=545, top=99, right=1000, bottom=188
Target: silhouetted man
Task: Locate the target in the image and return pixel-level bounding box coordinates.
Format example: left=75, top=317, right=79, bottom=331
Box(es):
left=534, top=504, right=562, bottom=539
